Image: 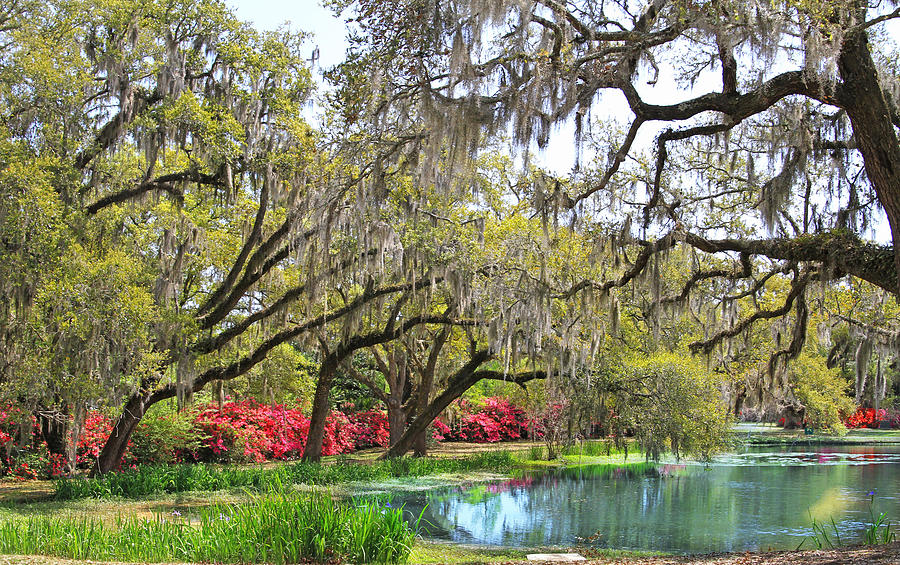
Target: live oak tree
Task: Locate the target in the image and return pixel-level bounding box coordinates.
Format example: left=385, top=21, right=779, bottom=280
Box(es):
left=2, top=0, right=449, bottom=472
left=1, top=0, right=326, bottom=472
left=1, top=0, right=593, bottom=471
left=335, top=0, right=900, bottom=407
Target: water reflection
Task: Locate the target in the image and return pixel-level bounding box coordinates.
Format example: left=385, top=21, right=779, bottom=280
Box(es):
left=395, top=446, right=900, bottom=553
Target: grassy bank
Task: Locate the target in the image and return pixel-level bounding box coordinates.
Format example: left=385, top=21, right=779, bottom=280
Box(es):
left=734, top=423, right=900, bottom=446
left=0, top=442, right=660, bottom=564
left=0, top=492, right=416, bottom=563
left=54, top=451, right=518, bottom=500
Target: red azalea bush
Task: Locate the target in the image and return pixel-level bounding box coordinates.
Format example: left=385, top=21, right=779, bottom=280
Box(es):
left=193, top=400, right=359, bottom=462
left=440, top=397, right=530, bottom=443
left=195, top=401, right=310, bottom=462
left=844, top=407, right=889, bottom=429
left=347, top=409, right=390, bottom=449
left=0, top=395, right=533, bottom=478
left=77, top=411, right=120, bottom=466
left=0, top=408, right=71, bottom=479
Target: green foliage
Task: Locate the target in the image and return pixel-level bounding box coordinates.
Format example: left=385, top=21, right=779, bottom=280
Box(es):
left=229, top=345, right=317, bottom=407
left=802, top=494, right=896, bottom=550
left=130, top=403, right=206, bottom=466
left=864, top=493, right=897, bottom=545
left=625, top=352, right=733, bottom=462
left=54, top=451, right=517, bottom=500
left=789, top=353, right=853, bottom=435
left=0, top=492, right=416, bottom=563
left=805, top=515, right=843, bottom=549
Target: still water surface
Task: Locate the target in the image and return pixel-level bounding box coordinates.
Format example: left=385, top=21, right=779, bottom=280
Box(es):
left=394, top=446, right=900, bottom=553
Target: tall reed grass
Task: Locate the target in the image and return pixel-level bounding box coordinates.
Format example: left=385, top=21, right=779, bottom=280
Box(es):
left=0, top=493, right=417, bottom=563
left=55, top=451, right=517, bottom=500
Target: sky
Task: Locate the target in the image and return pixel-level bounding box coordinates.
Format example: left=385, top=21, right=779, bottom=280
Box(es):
left=226, top=0, right=348, bottom=69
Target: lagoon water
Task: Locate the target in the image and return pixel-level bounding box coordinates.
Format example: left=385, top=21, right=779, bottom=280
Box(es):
left=395, top=445, right=900, bottom=553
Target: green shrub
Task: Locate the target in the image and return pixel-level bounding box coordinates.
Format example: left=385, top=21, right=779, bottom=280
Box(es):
left=130, top=403, right=206, bottom=465
left=626, top=352, right=732, bottom=462
left=789, top=353, right=853, bottom=435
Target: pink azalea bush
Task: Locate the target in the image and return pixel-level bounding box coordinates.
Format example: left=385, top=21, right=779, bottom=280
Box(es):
left=193, top=401, right=359, bottom=462
left=1, top=395, right=531, bottom=478
left=348, top=409, right=391, bottom=449
left=439, top=397, right=530, bottom=443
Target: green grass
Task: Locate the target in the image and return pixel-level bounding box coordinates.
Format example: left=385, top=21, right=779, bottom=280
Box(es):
left=54, top=451, right=518, bottom=500
left=0, top=492, right=417, bottom=563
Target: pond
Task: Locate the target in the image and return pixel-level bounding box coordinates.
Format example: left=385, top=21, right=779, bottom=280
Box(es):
left=394, top=445, right=900, bottom=553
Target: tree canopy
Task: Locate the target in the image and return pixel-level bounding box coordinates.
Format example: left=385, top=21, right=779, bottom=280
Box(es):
left=1, top=0, right=899, bottom=471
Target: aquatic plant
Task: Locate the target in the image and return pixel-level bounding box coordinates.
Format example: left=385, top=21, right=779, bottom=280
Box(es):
left=0, top=493, right=416, bottom=563
left=864, top=491, right=896, bottom=545
left=801, top=492, right=896, bottom=549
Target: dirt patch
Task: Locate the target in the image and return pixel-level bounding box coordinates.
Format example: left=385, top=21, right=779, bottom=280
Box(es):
left=576, top=543, right=900, bottom=565
left=0, top=480, right=53, bottom=503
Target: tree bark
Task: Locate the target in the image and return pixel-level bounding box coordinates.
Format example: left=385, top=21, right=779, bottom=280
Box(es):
left=381, top=351, right=550, bottom=459
left=413, top=328, right=449, bottom=456
left=382, top=350, right=493, bottom=459
left=302, top=357, right=338, bottom=462
left=837, top=28, right=900, bottom=296
left=92, top=394, right=149, bottom=475
left=301, top=314, right=472, bottom=462
left=387, top=398, right=406, bottom=446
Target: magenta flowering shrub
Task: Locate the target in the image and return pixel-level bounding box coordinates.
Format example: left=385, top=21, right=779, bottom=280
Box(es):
left=347, top=410, right=390, bottom=449
left=0, top=395, right=533, bottom=478
left=479, top=397, right=528, bottom=440
left=194, top=401, right=359, bottom=462
left=431, top=419, right=451, bottom=441
left=440, top=397, right=530, bottom=443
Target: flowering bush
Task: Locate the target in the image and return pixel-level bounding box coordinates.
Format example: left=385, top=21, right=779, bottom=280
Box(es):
left=440, top=397, right=530, bottom=443
left=193, top=400, right=362, bottom=463
left=0, top=395, right=533, bottom=479
left=479, top=397, right=528, bottom=440
left=844, top=407, right=888, bottom=429
left=431, top=419, right=451, bottom=441
left=77, top=411, right=121, bottom=466
left=195, top=401, right=310, bottom=463
left=6, top=442, right=67, bottom=479
left=346, top=410, right=389, bottom=449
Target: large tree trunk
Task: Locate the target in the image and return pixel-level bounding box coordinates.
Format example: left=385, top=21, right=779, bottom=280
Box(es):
left=380, top=346, right=409, bottom=446
left=413, top=328, right=449, bottom=457
left=92, top=394, right=149, bottom=475
left=382, top=350, right=492, bottom=458
left=387, top=397, right=406, bottom=446
left=838, top=28, right=900, bottom=295
left=302, top=357, right=338, bottom=462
